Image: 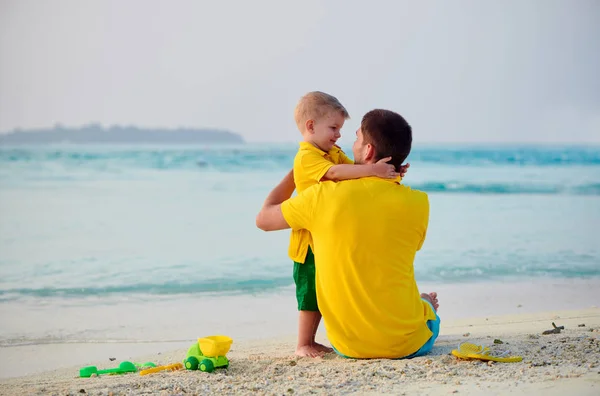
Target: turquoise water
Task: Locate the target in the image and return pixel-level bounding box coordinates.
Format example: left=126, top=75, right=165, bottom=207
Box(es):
left=0, top=144, right=599, bottom=302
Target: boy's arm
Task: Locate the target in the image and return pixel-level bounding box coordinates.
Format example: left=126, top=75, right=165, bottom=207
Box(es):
left=324, top=157, right=398, bottom=181
left=297, top=150, right=408, bottom=184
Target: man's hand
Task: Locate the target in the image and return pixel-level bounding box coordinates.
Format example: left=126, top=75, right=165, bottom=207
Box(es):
left=372, top=157, right=399, bottom=179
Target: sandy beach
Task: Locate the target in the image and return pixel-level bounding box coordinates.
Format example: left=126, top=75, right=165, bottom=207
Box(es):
left=2, top=1, right=599, bottom=394
left=1, top=307, right=598, bottom=395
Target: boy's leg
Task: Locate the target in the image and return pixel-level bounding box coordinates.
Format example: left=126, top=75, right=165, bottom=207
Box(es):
left=297, top=311, right=325, bottom=356
left=293, top=247, right=332, bottom=357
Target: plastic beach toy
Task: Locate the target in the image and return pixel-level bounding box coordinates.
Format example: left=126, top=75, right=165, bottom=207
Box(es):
left=183, top=335, right=233, bottom=373
left=451, top=342, right=523, bottom=363
left=79, top=361, right=138, bottom=377
left=139, top=362, right=183, bottom=376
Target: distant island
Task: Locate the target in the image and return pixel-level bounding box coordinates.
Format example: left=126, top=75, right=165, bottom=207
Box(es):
left=0, top=124, right=245, bottom=144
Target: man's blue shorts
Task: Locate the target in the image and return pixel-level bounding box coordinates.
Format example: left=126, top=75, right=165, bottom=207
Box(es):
left=332, top=298, right=440, bottom=359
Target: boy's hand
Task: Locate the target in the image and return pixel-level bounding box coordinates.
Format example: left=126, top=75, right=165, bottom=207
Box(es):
left=399, top=162, right=410, bottom=178
left=373, top=157, right=399, bottom=179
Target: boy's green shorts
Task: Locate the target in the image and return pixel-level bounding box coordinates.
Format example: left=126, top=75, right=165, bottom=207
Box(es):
left=293, top=246, right=318, bottom=312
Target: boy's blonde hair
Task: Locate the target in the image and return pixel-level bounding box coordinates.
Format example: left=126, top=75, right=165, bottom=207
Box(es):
left=294, top=91, right=350, bottom=132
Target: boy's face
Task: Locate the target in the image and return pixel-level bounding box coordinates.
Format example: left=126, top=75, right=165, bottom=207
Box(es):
left=306, top=111, right=345, bottom=152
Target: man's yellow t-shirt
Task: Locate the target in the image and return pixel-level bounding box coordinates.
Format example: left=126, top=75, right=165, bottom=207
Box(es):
left=288, top=141, right=353, bottom=263
left=281, top=177, right=436, bottom=358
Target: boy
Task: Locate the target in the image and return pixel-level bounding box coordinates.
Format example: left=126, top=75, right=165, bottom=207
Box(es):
left=290, top=91, right=402, bottom=357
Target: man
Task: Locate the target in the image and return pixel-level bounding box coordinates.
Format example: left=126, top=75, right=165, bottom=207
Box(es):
left=256, top=109, right=440, bottom=359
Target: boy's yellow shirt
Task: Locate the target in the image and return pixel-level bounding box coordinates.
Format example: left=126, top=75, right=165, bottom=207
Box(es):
left=289, top=141, right=354, bottom=263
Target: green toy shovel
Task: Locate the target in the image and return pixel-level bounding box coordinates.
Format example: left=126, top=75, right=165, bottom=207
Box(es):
left=79, top=361, right=137, bottom=377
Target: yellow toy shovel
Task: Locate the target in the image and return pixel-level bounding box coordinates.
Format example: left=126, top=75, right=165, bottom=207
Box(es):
left=451, top=342, right=522, bottom=363
left=139, top=362, right=183, bottom=376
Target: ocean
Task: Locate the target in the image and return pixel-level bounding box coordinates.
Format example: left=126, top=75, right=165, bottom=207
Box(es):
left=0, top=144, right=599, bottom=350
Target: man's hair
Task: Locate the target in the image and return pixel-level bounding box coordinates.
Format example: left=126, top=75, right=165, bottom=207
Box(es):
left=360, top=109, right=412, bottom=171
left=294, top=91, right=350, bottom=131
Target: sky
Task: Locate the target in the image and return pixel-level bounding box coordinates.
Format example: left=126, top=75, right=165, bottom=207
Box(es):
left=0, top=0, right=598, bottom=144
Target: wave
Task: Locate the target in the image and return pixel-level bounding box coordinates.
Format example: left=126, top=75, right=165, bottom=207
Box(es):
left=413, top=181, right=600, bottom=195
left=1, top=146, right=599, bottom=196
left=2, top=262, right=598, bottom=302
left=1, top=145, right=599, bottom=169
left=0, top=338, right=190, bottom=347
left=0, top=277, right=293, bottom=302
left=409, top=146, right=600, bottom=166
left=0, top=337, right=192, bottom=348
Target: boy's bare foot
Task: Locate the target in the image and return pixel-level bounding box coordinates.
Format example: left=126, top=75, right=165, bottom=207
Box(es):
left=296, top=310, right=329, bottom=357
left=313, top=342, right=333, bottom=353
left=421, top=292, right=439, bottom=311
left=296, top=344, right=326, bottom=358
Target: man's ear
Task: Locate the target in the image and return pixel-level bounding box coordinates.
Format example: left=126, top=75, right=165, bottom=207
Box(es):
left=305, top=119, right=315, bottom=134
left=364, top=143, right=376, bottom=162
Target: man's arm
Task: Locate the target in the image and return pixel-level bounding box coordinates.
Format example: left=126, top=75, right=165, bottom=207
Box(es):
left=255, top=170, right=295, bottom=231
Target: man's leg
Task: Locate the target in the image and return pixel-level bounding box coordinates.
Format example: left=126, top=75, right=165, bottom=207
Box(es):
left=404, top=292, right=441, bottom=359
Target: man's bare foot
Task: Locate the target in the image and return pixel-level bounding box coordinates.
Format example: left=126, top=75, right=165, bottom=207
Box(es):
left=296, top=344, right=326, bottom=358
left=421, top=292, right=439, bottom=311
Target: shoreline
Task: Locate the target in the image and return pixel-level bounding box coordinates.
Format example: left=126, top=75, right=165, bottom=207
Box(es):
left=1, top=277, right=599, bottom=380
left=1, top=307, right=599, bottom=395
